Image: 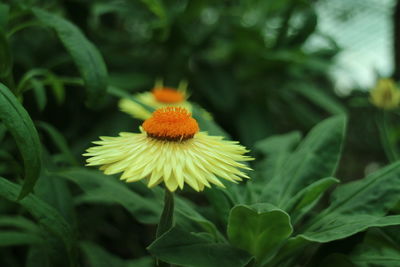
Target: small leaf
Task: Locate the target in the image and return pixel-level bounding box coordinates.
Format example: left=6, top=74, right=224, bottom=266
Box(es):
left=0, top=83, right=42, bottom=198
left=227, top=204, right=293, bottom=262
left=33, top=8, right=108, bottom=108
left=148, top=227, right=252, bottom=267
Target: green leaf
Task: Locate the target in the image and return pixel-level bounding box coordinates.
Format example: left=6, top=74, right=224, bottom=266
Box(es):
left=32, top=8, right=108, bottom=108
left=174, top=195, right=223, bottom=241
left=260, top=115, right=346, bottom=207
left=286, top=177, right=340, bottom=223
left=328, top=161, right=400, bottom=216
left=192, top=103, right=230, bottom=138
left=318, top=254, right=356, bottom=267
left=294, top=84, right=346, bottom=115
left=227, top=204, right=293, bottom=262
left=35, top=171, right=76, bottom=225
left=0, top=177, right=77, bottom=264
left=301, top=215, right=400, bottom=243
left=80, top=241, right=154, bottom=267
left=0, top=83, right=42, bottom=198
left=58, top=168, right=161, bottom=224
left=253, top=131, right=301, bottom=191
left=36, top=121, right=77, bottom=165
left=300, top=162, right=400, bottom=242
left=0, top=3, right=9, bottom=30
left=0, top=216, right=39, bottom=233
left=254, top=131, right=302, bottom=156
left=0, top=30, right=12, bottom=78
left=0, top=231, right=42, bottom=246
left=350, top=229, right=400, bottom=267
left=107, top=85, right=155, bottom=112
left=148, top=227, right=252, bottom=267
left=31, top=79, right=47, bottom=111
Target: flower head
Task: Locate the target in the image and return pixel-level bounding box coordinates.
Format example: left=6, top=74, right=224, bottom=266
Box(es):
left=370, top=78, right=400, bottom=110
left=119, top=82, right=192, bottom=120
left=84, top=107, right=253, bottom=192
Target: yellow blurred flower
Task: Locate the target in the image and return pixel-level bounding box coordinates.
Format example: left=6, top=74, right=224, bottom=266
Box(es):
left=84, top=107, right=253, bottom=192
left=370, top=78, right=400, bottom=110
left=119, top=81, right=192, bottom=120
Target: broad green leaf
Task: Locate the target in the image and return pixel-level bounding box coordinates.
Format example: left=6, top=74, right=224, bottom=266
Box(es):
left=328, top=161, right=400, bottom=216
left=286, top=177, right=340, bottom=223
left=350, top=229, right=400, bottom=267
left=301, top=214, right=400, bottom=242
left=58, top=168, right=161, bottom=224
left=0, top=177, right=77, bottom=265
left=0, top=83, right=42, bottom=198
left=0, top=30, right=12, bottom=78
left=148, top=227, right=252, bottom=267
left=267, top=236, right=311, bottom=267
left=260, top=115, right=346, bottom=206
left=253, top=131, right=301, bottom=191
left=80, top=241, right=154, bottom=267
left=227, top=204, right=292, bottom=262
left=0, top=231, right=42, bottom=246
left=33, top=8, right=108, bottom=108
left=300, top=162, right=400, bottom=242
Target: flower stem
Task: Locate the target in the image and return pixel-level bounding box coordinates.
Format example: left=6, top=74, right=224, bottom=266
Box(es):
left=377, top=111, right=399, bottom=162
left=156, top=188, right=174, bottom=238
left=155, top=188, right=174, bottom=266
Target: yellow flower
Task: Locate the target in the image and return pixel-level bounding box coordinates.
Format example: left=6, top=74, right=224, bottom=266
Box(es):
left=84, top=107, right=253, bottom=192
left=119, top=84, right=192, bottom=120
left=370, top=78, right=400, bottom=110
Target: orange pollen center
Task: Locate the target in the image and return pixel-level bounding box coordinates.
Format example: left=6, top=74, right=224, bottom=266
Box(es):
left=152, top=87, right=185, bottom=103
left=142, top=107, right=199, bottom=141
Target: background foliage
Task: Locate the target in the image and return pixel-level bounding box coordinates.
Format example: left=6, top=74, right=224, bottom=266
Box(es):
left=1, top=0, right=400, bottom=266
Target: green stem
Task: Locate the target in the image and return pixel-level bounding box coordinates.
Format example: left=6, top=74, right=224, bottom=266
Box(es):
left=156, top=188, right=174, bottom=238
left=377, top=111, right=399, bottom=162
left=155, top=188, right=174, bottom=266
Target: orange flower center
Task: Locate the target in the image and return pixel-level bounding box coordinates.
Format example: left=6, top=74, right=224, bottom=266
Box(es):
left=152, top=87, right=185, bottom=103
left=142, top=107, right=199, bottom=141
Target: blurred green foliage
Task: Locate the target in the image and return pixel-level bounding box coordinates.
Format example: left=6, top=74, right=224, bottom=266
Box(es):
left=1, top=0, right=400, bottom=267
